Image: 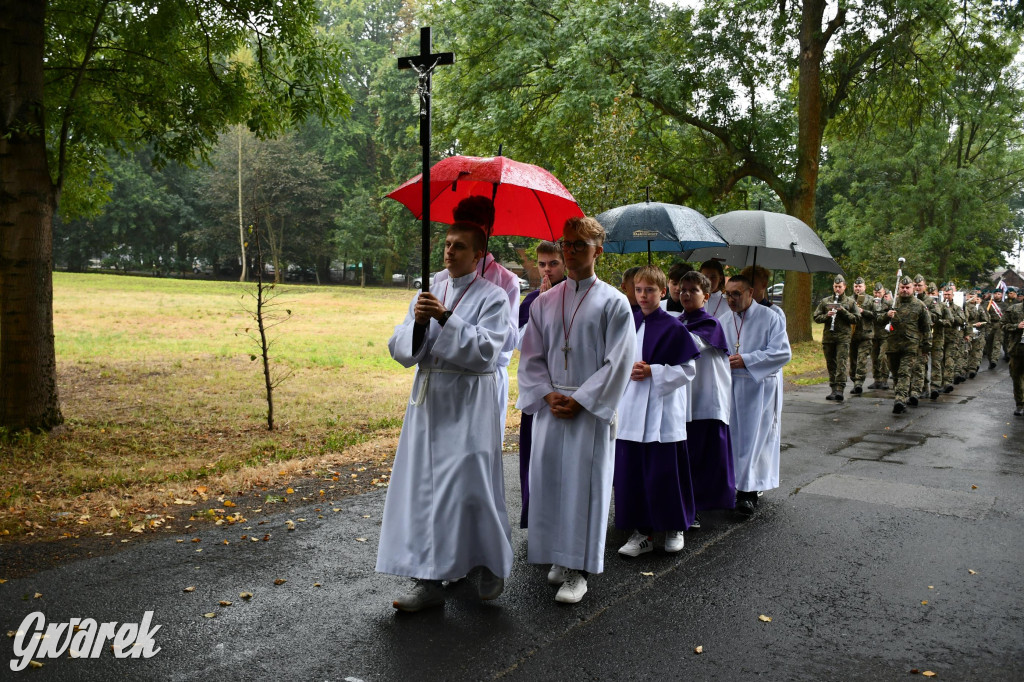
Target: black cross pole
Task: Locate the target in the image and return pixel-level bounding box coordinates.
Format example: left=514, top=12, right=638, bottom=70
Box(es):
left=398, top=27, right=454, bottom=290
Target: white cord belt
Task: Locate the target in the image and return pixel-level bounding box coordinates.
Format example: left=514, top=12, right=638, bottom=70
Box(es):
left=413, top=367, right=494, bottom=406
left=551, top=383, right=581, bottom=392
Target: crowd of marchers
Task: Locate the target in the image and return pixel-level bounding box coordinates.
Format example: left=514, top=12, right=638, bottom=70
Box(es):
left=374, top=196, right=791, bottom=612
left=370, top=195, right=1023, bottom=613
left=813, top=274, right=1024, bottom=416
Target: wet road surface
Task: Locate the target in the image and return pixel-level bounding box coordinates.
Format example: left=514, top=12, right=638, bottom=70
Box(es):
left=2, top=363, right=1022, bottom=680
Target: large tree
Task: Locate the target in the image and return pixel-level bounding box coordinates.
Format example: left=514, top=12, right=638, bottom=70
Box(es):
left=0, top=0, right=348, bottom=431
left=427, top=0, right=990, bottom=342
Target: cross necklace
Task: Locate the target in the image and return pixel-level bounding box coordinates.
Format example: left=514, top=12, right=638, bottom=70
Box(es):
left=561, top=278, right=596, bottom=370
left=732, top=308, right=746, bottom=354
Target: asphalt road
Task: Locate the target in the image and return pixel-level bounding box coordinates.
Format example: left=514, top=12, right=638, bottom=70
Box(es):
left=2, top=362, right=1022, bottom=681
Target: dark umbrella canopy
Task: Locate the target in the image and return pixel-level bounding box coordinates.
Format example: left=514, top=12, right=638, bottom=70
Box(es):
left=682, top=210, right=843, bottom=274
left=598, top=202, right=727, bottom=261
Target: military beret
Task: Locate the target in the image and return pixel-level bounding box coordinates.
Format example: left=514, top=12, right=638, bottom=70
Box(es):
left=854, top=276, right=865, bottom=285
left=899, top=275, right=912, bottom=285
left=914, top=274, right=925, bottom=283
left=873, top=281, right=884, bottom=291
left=833, top=274, right=845, bottom=284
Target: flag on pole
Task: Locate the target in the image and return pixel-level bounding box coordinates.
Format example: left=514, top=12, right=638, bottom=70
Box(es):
left=997, top=278, right=1007, bottom=293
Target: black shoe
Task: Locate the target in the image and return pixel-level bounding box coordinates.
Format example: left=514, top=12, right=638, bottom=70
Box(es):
left=989, top=361, right=997, bottom=369
left=968, top=371, right=976, bottom=379
left=735, top=491, right=758, bottom=517
left=943, top=384, right=954, bottom=393
left=893, top=401, right=906, bottom=414
left=877, top=382, right=889, bottom=390
left=1015, top=406, right=1024, bottom=417
left=908, top=396, right=919, bottom=406
left=852, top=385, right=863, bottom=395
left=930, top=390, right=939, bottom=400
left=690, top=513, right=702, bottom=530
left=834, top=391, right=844, bottom=402
left=953, top=375, right=963, bottom=384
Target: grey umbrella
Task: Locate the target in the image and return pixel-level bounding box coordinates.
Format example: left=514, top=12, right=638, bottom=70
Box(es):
left=598, top=200, right=727, bottom=264
left=682, top=210, right=843, bottom=274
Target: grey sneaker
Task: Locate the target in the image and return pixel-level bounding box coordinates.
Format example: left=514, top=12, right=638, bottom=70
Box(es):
left=664, top=530, right=685, bottom=553
left=547, top=564, right=570, bottom=585
left=477, top=567, right=505, bottom=601
left=392, top=579, right=445, bottom=612
left=554, top=570, right=588, bottom=604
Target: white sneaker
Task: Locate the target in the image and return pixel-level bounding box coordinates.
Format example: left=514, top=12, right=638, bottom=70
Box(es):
left=547, top=564, right=569, bottom=585
left=664, top=530, right=685, bottom=553
left=618, top=530, right=654, bottom=557
left=554, top=570, right=588, bottom=604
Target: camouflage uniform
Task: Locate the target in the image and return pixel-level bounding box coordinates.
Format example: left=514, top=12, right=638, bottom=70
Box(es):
left=813, top=277, right=861, bottom=399
left=850, top=287, right=877, bottom=391
left=925, top=285, right=952, bottom=395
left=1004, top=291, right=1020, bottom=359
left=964, top=297, right=988, bottom=376
left=887, top=280, right=932, bottom=413
left=870, top=284, right=892, bottom=388
left=912, top=286, right=945, bottom=399
left=1001, top=302, right=1024, bottom=413
left=984, top=298, right=1005, bottom=366
left=942, top=295, right=966, bottom=390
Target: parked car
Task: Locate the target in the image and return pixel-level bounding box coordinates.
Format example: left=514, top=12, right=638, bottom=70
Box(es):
left=518, top=277, right=530, bottom=292
left=769, top=282, right=784, bottom=304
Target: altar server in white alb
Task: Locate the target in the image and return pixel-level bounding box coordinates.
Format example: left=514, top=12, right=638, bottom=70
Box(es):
left=377, top=221, right=513, bottom=612
left=720, top=274, right=791, bottom=517
left=517, top=216, right=636, bottom=604
left=431, top=196, right=520, bottom=438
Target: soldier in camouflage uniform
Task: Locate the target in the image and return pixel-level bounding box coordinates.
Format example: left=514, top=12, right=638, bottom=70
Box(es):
left=940, top=283, right=966, bottom=393
left=921, top=282, right=950, bottom=399
left=887, top=276, right=932, bottom=414
left=945, top=283, right=970, bottom=383
left=984, top=289, right=1005, bottom=368
left=869, top=283, right=892, bottom=389
left=848, top=277, right=877, bottom=394
left=910, top=277, right=944, bottom=403
left=813, top=274, right=860, bottom=401
left=1001, top=298, right=1024, bottom=415
left=964, top=289, right=988, bottom=378
left=1005, top=288, right=1020, bottom=361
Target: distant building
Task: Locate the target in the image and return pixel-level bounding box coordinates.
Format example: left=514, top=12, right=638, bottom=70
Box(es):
left=992, top=268, right=1024, bottom=290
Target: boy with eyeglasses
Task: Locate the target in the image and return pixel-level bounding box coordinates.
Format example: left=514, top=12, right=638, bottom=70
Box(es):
left=517, top=217, right=635, bottom=604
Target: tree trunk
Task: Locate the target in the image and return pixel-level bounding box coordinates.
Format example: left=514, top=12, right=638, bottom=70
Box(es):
left=237, top=126, right=247, bottom=282
left=0, top=1, right=64, bottom=431
left=783, top=0, right=830, bottom=345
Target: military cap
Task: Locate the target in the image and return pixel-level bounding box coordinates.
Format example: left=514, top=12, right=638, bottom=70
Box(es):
left=927, top=283, right=938, bottom=293
left=899, top=275, right=912, bottom=285
left=914, top=274, right=925, bottom=283
left=833, top=274, right=845, bottom=284
left=854, top=276, right=865, bottom=285
left=873, top=281, right=884, bottom=291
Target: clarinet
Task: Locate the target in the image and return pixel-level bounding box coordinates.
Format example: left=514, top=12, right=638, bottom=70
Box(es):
left=830, top=293, right=839, bottom=331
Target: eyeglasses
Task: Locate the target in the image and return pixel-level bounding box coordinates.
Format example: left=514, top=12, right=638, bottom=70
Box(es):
left=556, top=239, right=594, bottom=252
left=724, top=290, right=748, bottom=299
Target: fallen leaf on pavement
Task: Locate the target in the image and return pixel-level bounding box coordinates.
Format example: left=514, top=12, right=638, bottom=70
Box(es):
left=203, top=613, right=216, bottom=618
left=174, top=499, right=196, bottom=505
left=641, top=571, right=654, bottom=577
left=34, top=593, right=42, bottom=599
left=313, top=583, right=321, bottom=587
left=758, top=615, right=772, bottom=622
left=922, top=672, right=936, bottom=678
left=355, top=538, right=367, bottom=542
left=29, top=661, right=43, bottom=669
left=183, top=586, right=196, bottom=593
left=921, top=600, right=928, bottom=605
left=285, top=520, right=296, bottom=531
left=240, top=592, right=253, bottom=599
left=274, top=579, right=287, bottom=585
left=694, top=646, right=703, bottom=654
left=968, top=569, right=977, bottom=575
left=219, top=601, right=232, bottom=607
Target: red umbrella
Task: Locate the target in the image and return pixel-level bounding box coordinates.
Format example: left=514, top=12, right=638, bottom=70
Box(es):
left=386, top=155, right=584, bottom=240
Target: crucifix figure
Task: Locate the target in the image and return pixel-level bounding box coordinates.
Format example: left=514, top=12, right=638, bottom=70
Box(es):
left=397, top=27, right=454, bottom=290
left=561, top=342, right=571, bottom=370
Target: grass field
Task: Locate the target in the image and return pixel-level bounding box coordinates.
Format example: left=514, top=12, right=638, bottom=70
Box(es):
left=1, top=273, right=824, bottom=545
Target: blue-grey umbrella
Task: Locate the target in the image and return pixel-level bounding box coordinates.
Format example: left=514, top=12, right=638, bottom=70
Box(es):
left=682, top=210, right=842, bottom=274
left=598, top=201, right=727, bottom=264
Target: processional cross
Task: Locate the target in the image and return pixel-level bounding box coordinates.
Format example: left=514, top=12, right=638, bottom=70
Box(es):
left=398, top=27, right=454, bottom=288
